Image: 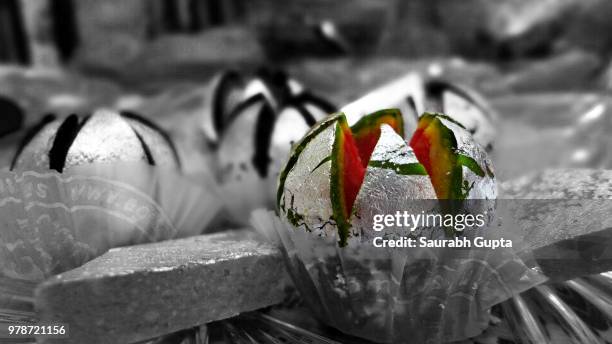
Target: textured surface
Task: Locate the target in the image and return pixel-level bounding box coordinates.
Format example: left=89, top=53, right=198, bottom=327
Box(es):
left=35, top=229, right=287, bottom=344
left=501, top=168, right=612, bottom=199
left=352, top=125, right=436, bottom=242
left=124, top=118, right=179, bottom=168
left=501, top=169, right=612, bottom=281
left=66, top=110, right=147, bottom=169
left=280, top=119, right=337, bottom=237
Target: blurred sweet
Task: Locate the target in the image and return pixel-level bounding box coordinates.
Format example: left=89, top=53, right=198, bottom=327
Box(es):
left=202, top=68, right=335, bottom=145
left=203, top=68, right=336, bottom=225
left=1, top=110, right=219, bottom=280
left=11, top=109, right=180, bottom=172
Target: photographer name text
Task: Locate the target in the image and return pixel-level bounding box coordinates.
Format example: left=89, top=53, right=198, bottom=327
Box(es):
left=372, top=236, right=512, bottom=249
left=371, top=211, right=512, bottom=250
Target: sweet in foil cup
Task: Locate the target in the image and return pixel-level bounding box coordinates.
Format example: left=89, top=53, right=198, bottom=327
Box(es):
left=251, top=209, right=546, bottom=343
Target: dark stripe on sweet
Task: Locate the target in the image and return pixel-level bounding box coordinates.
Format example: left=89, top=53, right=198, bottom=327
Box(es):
left=120, top=110, right=181, bottom=168
left=10, top=114, right=56, bottom=170
left=133, top=130, right=155, bottom=165
left=425, top=79, right=449, bottom=113
left=48, top=114, right=81, bottom=172
left=252, top=102, right=276, bottom=178
left=78, top=114, right=92, bottom=132
left=294, top=91, right=337, bottom=116
left=255, top=68, right=291, bottom=107
left=407, top=95, right=417, bottom=114
left=291, top=103, right=317, bottom=126
left=224, top=94, right=267, bottom=132
left=212, top=70, right=243, bottom=137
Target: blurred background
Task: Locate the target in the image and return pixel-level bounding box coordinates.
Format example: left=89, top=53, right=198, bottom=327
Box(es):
left=2, top=0, right=612, bottom=176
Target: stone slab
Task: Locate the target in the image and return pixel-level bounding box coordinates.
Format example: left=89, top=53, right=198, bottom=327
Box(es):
left=502, top=169, right=612, bottom=281
left=35, top=229, right=287, bottom=344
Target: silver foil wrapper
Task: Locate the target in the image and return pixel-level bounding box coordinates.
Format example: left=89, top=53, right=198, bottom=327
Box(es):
left=352, top=125, right=437, bottom=243
left=252, top=209, right=545, bottom=344
left=12, top=109, right=180, bottom=172
left=66, top=110, right=148, bottom=168
left=278, top=119, right=337, bottom=237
